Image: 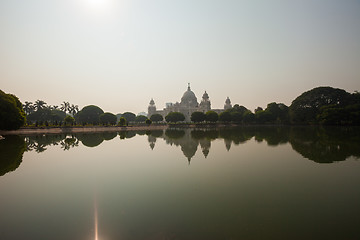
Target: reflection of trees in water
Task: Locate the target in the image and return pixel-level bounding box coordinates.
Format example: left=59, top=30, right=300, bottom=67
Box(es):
left=60, top=137, right=79, bottom=151
left=119, top=131, right=136, bottom=140
left=3, top=126, right=358, bottom=174
left=253, top=127, right=290, bottom=146
left=77, top=133, right=104, bottom=147
left=165, top=129, right=185, bottom=139
left=0, top=135, right=26, bottom=176
left=154, top=127, right=360, bottom=164
left=289, top=127, right=360, bottom=163
left=102, top=132, right=117, bottom=141
left=26, top=134, right=68, bottom=152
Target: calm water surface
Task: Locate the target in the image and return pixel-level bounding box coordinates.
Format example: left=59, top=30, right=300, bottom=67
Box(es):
left=0, top=126, right=359, bottom=240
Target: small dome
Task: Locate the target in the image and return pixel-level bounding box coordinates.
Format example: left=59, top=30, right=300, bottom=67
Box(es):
left=225, top=97, right=231, bottom=104
left=149, top=98, right=155, bottom=105
left=202, top=91, right=209, bottom=100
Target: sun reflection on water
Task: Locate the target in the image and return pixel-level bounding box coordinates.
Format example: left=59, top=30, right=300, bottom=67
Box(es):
left=94, top=195, right=98, bottom=240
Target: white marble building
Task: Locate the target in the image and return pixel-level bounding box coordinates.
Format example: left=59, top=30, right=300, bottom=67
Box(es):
left=148, top=84, right=232, bottom=121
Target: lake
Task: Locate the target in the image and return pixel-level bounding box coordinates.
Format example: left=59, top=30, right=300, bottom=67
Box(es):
left=0, top=126, right=359, bottom=240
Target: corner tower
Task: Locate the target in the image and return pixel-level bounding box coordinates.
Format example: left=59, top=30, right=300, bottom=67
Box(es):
left=148, top=98, right=156, bottom=117
left=199, top=91, right=211, bottom=112
left=224, top=97, right=232, bottom=110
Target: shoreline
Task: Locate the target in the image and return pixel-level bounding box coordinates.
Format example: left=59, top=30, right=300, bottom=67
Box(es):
left=0, top=125, right=169, bottom=135
left=0, top=124, right=244, bottom=135
left=1, top=124, right=344, bottom=136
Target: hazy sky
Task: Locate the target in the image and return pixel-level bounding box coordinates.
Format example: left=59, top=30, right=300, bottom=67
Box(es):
left=1, top=0, right=360, bottom=114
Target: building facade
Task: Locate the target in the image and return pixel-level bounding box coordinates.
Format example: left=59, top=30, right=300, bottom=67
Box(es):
left=148, top=84, right=232, bottom=121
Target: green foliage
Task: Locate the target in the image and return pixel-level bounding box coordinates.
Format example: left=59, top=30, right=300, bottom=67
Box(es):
left=289, top=87, right=351, bottom=124
left=150, top=113, right=163, bottom=122
left=64, top=115, right=75, bottom=125
left=219, top=111, right=232, bottom=122
left=75, top=105, right=104, bottom=125
left=230, top=104, right=248, bottom=115
left=118, top=117, right=127, bottom=126
left=27, top=108, right=66, bottom=124
left=0, top=90, right=26, bottom=130
left=255, top=110, right=272, bottom=124
left=34, top=99, right=47, bottom=111
left=230, top=112, right=243, bottom=123
left=116, top=113, right=122, bottom=122
left=205, top=111, right=219, bottom=122
left=191, top=111, right=206, bottom=123
left=165, top=112, right=185, bottom=123
left=145, top=119, right=152, bottom=125
left=135, top=115, right=148, bottom=123
left=255, top=107, right=263, bottom=113
left=122, top=112, right=136, bottom=122
left=264, top=102, right=289, bottom=124
left=99, top=112, right=117, bottom=125
left=225, top=105, right=250, bottom=123
left=243, top=110, right=255, bottom=123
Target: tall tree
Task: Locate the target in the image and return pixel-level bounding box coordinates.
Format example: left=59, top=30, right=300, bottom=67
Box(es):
left=60, top=101, right=70, bottom=114
left=69, top=104, right=79, bottom=116
left=76, top=105, right=104, bottom=125
left=0, top=90, right=26, bottom=130
left=23, top=101, right=35, bottom=115
left=289, top=87, right=351, bottom=124
left=34, top=100, right=47, bottom=111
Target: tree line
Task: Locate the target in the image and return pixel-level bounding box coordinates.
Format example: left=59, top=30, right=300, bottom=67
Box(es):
left=157, top=87, right=360, bottom=125
left=1, top=86, right=359, bottom=130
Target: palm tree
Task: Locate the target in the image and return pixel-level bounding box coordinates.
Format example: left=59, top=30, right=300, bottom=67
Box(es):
left=34, top=100, right=47, bottom=111
left=69, top=104, right=79, bottom=116
left=60, top=101, right=70, bottom=114
left=23, top=101, right=35, bottom=115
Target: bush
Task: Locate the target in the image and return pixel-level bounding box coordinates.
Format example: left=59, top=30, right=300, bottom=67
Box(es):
left=191, top=112, right=206, bottom=123
left=99, top=112, right=117, bottom=125
left=150, top=114, right=163, bottom=122
left=219, top=111, right=232, bottom=122
left=76, top=105, right=104, bottom=125
left=165, top=112, right=185, bottom=123
left=118, top=117, right=127, bottom=126
left=205, top=111, right=218, bottom=122
left=135, top=115, right=147, bottom=123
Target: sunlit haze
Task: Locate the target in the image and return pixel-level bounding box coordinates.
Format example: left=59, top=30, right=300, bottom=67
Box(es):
left=1, top=0, right=359, bottom=114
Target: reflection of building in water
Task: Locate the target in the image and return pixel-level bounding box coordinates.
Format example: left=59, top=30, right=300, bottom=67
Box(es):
left=147, top=129, right=213, bottom=163
left=164, top=129, right=199, bottom=164
left=199, top=139, right=211, bottom=158
left=224, top=139, right=232, bottom=151
left=147, top=135, right=156, bottom=150
left=148, top=83, right=232, bottom=121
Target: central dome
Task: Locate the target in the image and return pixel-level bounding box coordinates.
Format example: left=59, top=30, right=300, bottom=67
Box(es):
left=180, top=84, right=198, bottom=107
